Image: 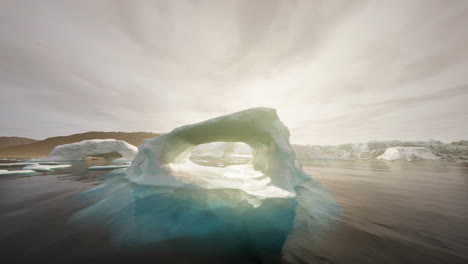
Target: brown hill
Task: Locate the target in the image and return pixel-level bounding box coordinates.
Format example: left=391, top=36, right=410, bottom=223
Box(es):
left=0, top=131, right=160, bottom=158
left=0, top=136, right=38, bottom=148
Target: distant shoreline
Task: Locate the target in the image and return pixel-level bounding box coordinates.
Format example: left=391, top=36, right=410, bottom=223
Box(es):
left=0, top=131, right=160, bottom=159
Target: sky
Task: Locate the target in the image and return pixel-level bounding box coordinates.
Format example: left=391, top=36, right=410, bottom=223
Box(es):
left=0, top=0, right=467, bottom=145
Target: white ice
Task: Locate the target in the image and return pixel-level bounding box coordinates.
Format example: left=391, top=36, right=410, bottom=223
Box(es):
left=0, top=169, right=39, bottom=175
left=295, top=140, right=468, bottom=161
left=377, top=147, right=440, bottom=161
left=22, top=164, right=71, bottom=171
left=190, top=142, right=253, bottom=160
left=37, top=139, right=138, bottom=163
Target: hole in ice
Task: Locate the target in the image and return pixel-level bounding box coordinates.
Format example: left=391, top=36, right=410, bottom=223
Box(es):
left=83, top=151, right=123, bottom=161
left=189, top=142, right=253, bottom=167
left=163, top=140, right=291, bottom=198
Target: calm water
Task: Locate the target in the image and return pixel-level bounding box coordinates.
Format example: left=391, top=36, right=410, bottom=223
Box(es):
left=1, top=159, right=467, bottom=263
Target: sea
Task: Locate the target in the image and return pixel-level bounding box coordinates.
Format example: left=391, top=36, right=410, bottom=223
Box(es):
left=0, top=158, right=467, bottom=263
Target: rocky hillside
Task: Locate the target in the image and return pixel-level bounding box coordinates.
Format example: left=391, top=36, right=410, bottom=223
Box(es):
left=0, top=136, right=38, bottom=148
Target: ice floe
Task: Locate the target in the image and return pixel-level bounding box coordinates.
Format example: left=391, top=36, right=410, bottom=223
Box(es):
left=0, top=169, right=39, bottom=175
left=22, top=164, right=71, bottom=171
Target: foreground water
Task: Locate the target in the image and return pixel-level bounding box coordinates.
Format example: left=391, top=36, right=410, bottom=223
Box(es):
left=0, top=159, right=467, bottom=263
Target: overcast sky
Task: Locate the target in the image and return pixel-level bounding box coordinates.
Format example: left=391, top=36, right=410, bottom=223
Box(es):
left=0, top=0, right=467, bottom=144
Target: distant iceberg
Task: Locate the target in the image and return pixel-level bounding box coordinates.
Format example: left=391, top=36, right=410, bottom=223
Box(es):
left=37, top=139, right=137, bottom=163
left=377, top=147, right=439, bottom=161
left=295, top=140, right=468, bottom=161
left=451, top=140, right=468, bottom=146
left=190, top=141, right=253, bottom=160
left=293, top=145, right=334, bottom=160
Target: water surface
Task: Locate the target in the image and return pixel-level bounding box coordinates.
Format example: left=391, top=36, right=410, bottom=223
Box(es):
left=1, top=159, right=467, bottom=263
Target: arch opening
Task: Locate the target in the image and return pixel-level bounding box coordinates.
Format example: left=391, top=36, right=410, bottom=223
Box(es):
left=189, top=142, right=253, bottom=167
left=39, top=139, right=138, bottom=163
left=83, top=151, right=123, bottom=161
left=167, top=140, right=268, bottom=191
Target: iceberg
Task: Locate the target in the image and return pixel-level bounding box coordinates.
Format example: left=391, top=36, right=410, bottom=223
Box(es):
left=71, top=108, right=340, bottom=259
left=38, top=139, right=138, bottom=163
left=125, top=107, right=309, bottom=198
left=451, top=140, right=468, bottom=146
left=377, top=147, right=440, bottom=161
left=296, top=139, right=468, bottom=161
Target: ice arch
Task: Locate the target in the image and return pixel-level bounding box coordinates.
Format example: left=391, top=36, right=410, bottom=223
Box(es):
left=40, top=139, right=138, bottom=163
left=126, top=107, right=309, bottom=198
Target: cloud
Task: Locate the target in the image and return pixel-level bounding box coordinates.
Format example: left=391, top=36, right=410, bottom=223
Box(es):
left=0, top=0, right=467, bottom=144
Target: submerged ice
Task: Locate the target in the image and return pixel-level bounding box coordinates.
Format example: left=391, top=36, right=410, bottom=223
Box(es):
left=71, top=108, right=341, bottom=260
